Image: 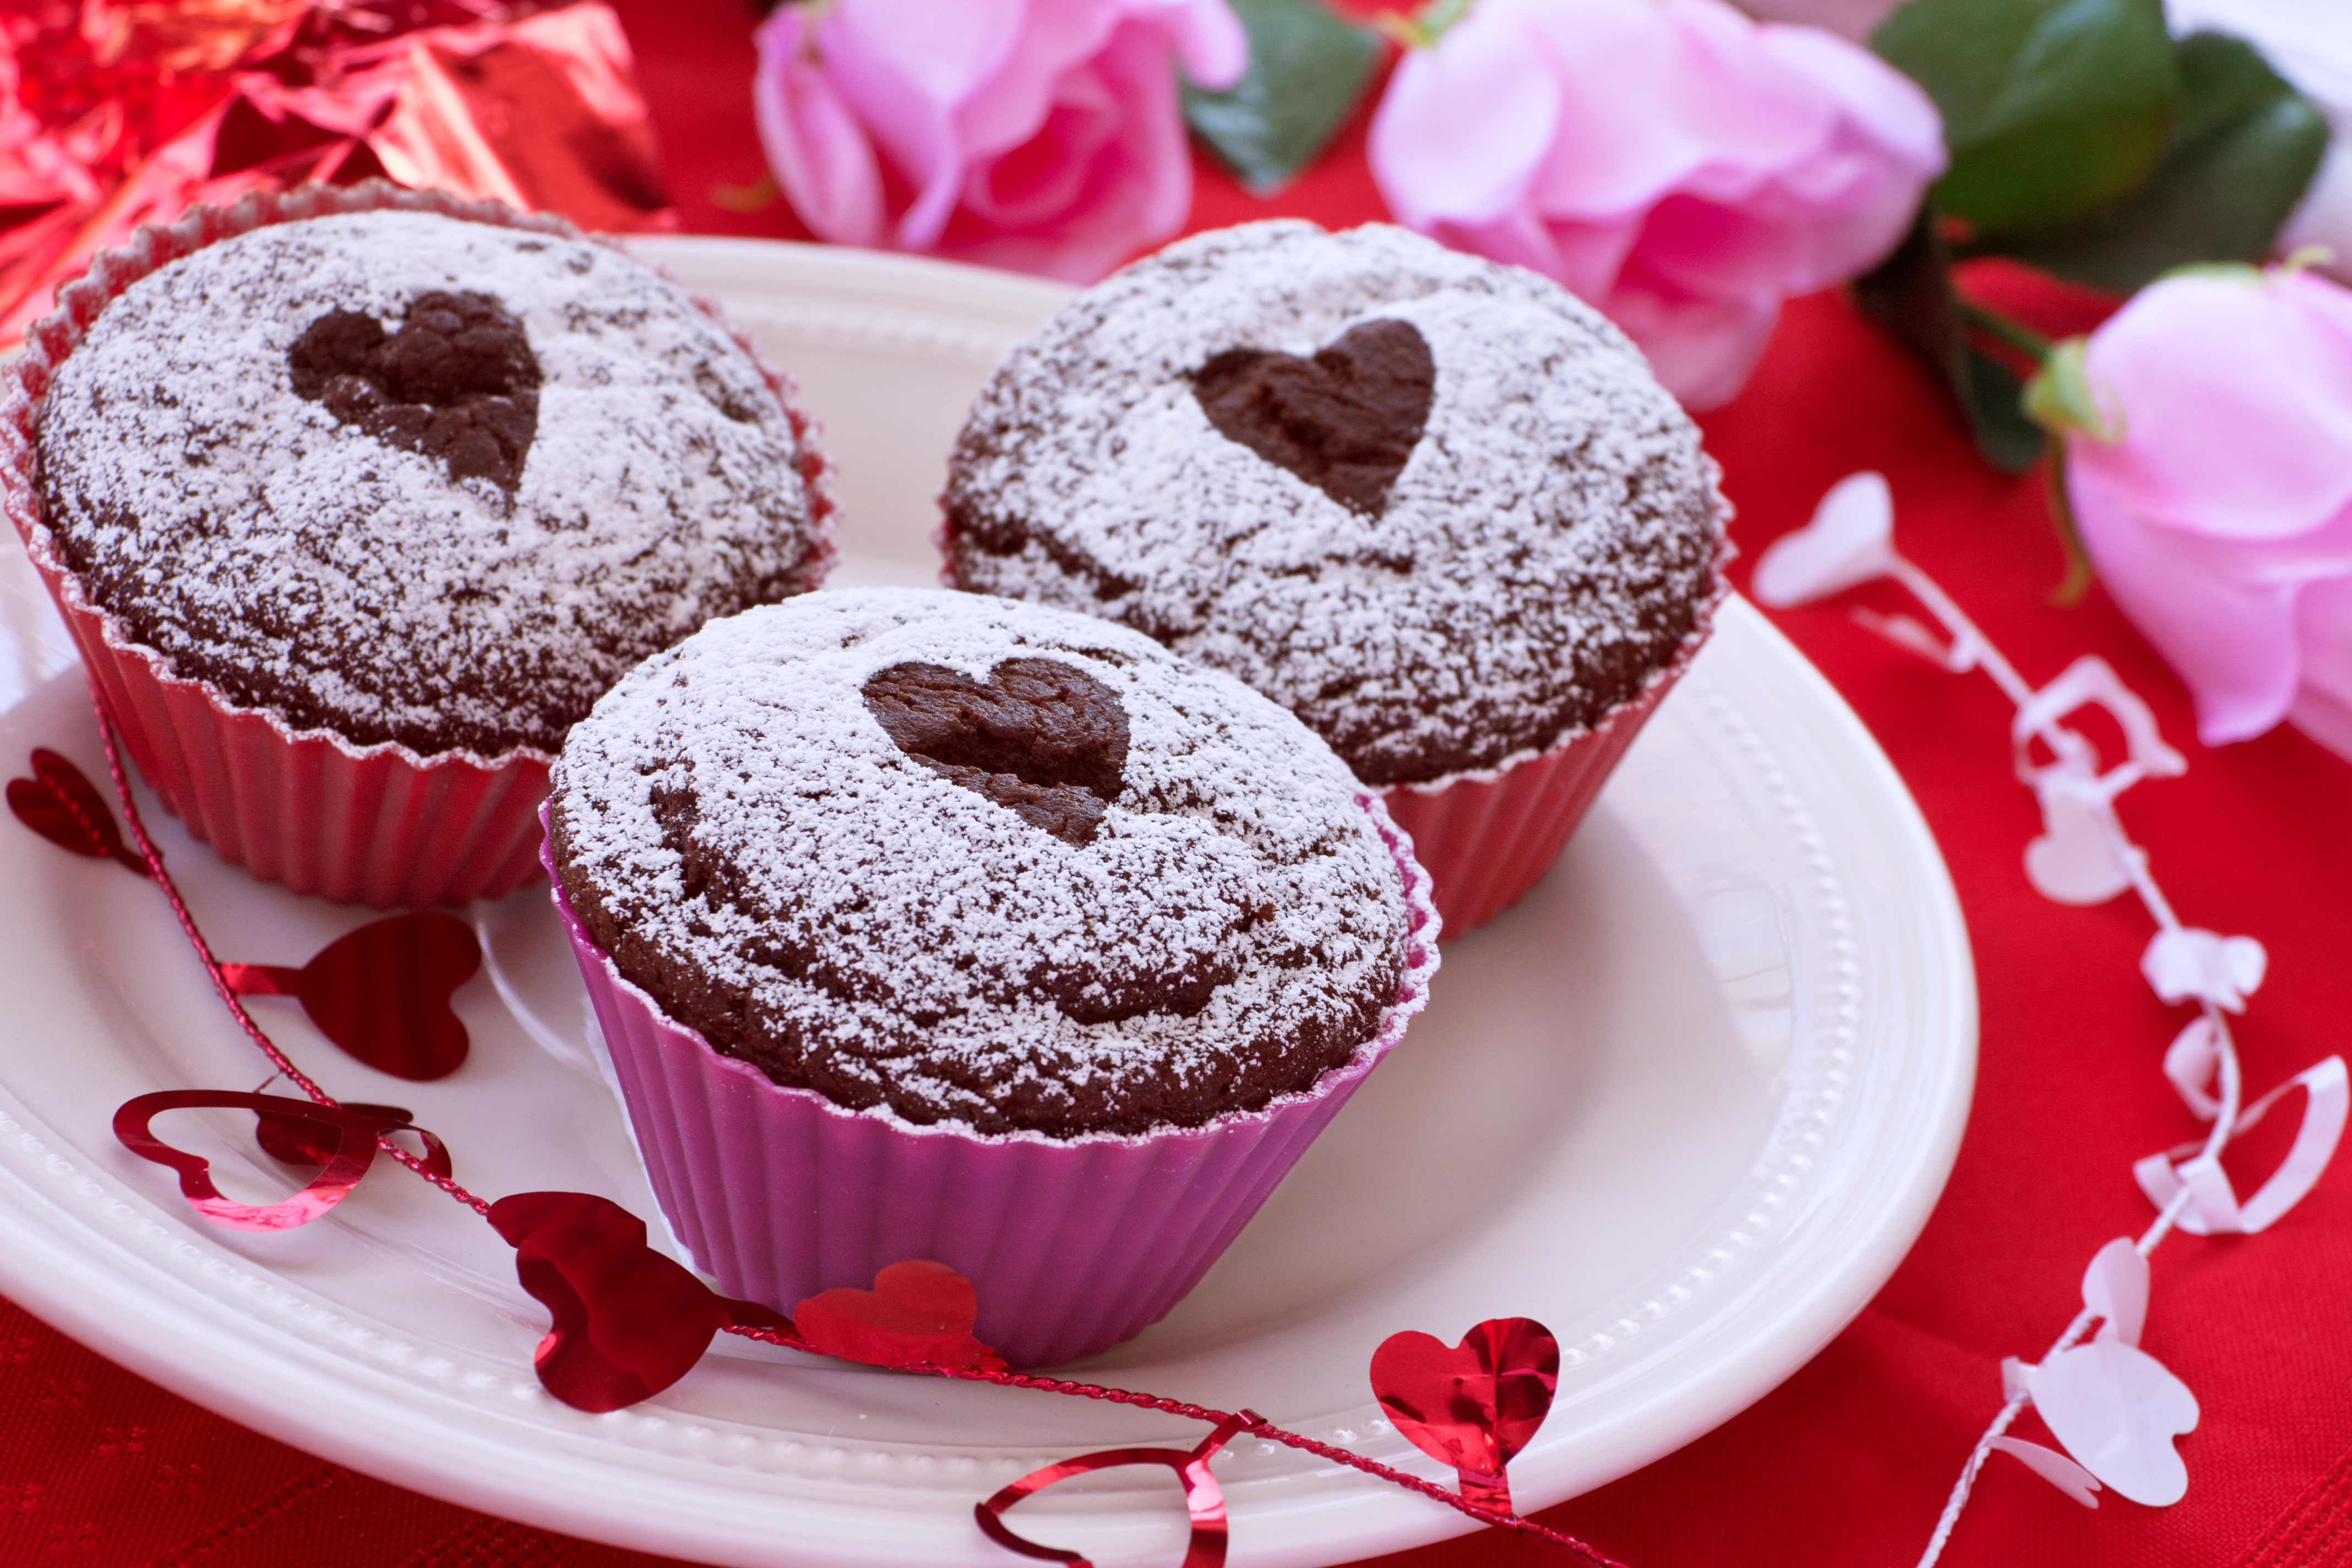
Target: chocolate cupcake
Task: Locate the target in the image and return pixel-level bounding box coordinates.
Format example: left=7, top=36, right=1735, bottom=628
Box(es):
left=943, top=220, right=1727, bottom=931
left=543, top=587, right=1439, bottom=1364
left=6, top=184, right=836, bottom=904
left=550, top=586, right=1408, bottom=1138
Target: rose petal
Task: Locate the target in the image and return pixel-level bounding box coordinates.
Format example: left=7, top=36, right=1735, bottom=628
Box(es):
left=2071, top=456, right=2312, bottom=743
left=752, top=8, right=888, bottom=247
left=2075, top=273, right=2352, bottom=542
left=1369, top=0, right=1939, bottom=407
left=1369, top=9, right=1561, bottom=231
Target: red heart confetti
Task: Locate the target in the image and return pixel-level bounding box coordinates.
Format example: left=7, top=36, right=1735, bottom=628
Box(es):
left=8, top=748, right=149, bottom=876
left=1370, top=1317, right=1559, bottom=1512
left=220, top=912, right=481, bottom=1081
left=254, top=1101, right=452, bottom=1181
left=795, top=1259, right=1008, bottom=1373
left=115, top=1091, right=386, bottom=1231
left=977, top=1411, right=1257, bottom=1568
left=488, top=1191, right=788, bottom=1413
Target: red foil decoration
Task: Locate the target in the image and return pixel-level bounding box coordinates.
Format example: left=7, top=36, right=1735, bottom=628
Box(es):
left=1369, top=1317, right=1560, bottom=1512
left=8, top=747, right=150, bottom=875
left=794, top=1260, right=1010, bottom=1374
left=220, top=912, right=481, bottom=1081
left=977, top=1411, right=1258, bottom=1568
left=0, top=1, right=676, bottom=347
left=114, top=1090, right=386, bottom=1231
left=488, top=1191, right=788, bottom=1414
left=254, top=1099, right=452, bottom=1180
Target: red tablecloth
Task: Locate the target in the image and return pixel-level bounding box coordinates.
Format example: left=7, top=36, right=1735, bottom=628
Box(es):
left=4, top=6, right=2349, bottom=1565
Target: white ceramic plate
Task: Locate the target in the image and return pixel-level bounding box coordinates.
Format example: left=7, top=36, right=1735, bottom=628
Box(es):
left=0, top=238, right=1974, bottom=1568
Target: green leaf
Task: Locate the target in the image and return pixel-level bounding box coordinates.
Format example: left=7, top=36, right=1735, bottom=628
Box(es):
left=1990, top=32, right=2329, bottom=292
left=2021, top=335, right=2119, bottom=441
left=1852, top=204, right=2047, bottom=472
left=1183, top=0, right=1383, bottom=196
left=1962, top=344, right=2048, bottom=472
left=1874, top=0, right=2178, bottom=236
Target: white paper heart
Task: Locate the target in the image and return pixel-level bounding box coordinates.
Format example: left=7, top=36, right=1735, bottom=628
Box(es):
left=2163, top=1018, right=2224, bottom=1121
left=1752, top=471, right=1896, bottom=608
left=2142, top=929, right=2268, bottom=1012
left=1987, top=1436, right=2102, bottom=1507
left=2026, top=1340, right=2198, bottom=1505
left=2081, top=1238, right=2147, bottom=1347
left=2025, top=783, right=2131, bottom=905
left=2138, top=1056, right=2351, bottom=1235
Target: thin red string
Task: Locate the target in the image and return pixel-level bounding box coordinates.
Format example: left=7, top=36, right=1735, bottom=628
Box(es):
left=81, top=677, right=1624, bottom=1566
left=83, top=678, right=492, bottom=1218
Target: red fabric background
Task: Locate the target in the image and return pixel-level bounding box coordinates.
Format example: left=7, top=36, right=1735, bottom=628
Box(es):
left=3, top=5, right=2348, bottom=1564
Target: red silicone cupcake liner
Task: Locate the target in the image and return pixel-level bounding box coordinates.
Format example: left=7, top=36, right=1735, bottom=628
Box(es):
left=1383, top=568, right=1728, bottom=937
left=1, top=181, right=838, bottom=907
left=544, top=792, right=1441, bottom=1370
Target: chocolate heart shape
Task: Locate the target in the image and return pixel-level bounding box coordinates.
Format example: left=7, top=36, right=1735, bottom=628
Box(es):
left=795, top=1259, right=1006, bottom=1372
left=289, top=290, right=541, bottom=491
left=863, top=660, right=1128, bottom=846
left=115, top=1091, right=384, bottom=1232
left=1193, top=317, right=1434, bottom=516
left=1370, top=1317, right=1559, bottom=1510
left=220, top=912, right=481, bottom=1081
left=489, top=1191, right=788, bottom=1413
left=8, top=748, right=149, bottom=876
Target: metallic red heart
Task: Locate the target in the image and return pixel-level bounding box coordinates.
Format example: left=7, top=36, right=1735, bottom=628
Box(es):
left=976, top=1412, right=1255, bottom=1568
left=115, top=1091, right=384, bottom=1231
left=1369, top=1316, right=1559, bottom=1511
left=254, top=1100, right=451, bottom=1180
left=8, top=748, right=149, bottom=876
left=795, top=1259, right=1006, bottom=1372
left=221, top=912, right=481, bottom=1081
left=488, top=1191, right=786, bottom=1413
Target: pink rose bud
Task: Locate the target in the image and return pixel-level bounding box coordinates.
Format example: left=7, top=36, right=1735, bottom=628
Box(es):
left=753, top=0, right=1246, bottom=284
left=1368, top=0, right=1943, bottom=408
left=2058, top=265, right=2352, bottom=764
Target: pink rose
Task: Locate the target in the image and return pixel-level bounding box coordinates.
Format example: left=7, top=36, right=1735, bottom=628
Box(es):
left=1368, top=0, right=1943, bottom=408
left=753, top=0, right=1246, bottom=283
left=2059, top=266, right=2352, bottom=763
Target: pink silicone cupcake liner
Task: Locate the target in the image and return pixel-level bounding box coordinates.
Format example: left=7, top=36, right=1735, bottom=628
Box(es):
left=1383, top=565, right=1730, bottom=938
left=0, top=181, right=839, bottom=908
left=544, top=793, right=1440, bottom=1370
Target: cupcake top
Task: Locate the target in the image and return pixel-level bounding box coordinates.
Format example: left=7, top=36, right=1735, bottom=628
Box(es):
left=35, top=208, right=831, bottom=759
left=944, top=220, right=1725, bottom=787
left=549, top=587, right=1410, bottom=1140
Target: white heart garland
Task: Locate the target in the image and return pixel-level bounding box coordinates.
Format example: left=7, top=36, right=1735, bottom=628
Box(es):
left=1770, top=475, right=2349, bottom=1567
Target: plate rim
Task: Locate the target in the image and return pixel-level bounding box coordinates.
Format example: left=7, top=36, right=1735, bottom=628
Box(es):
left=0, top=237, right=1977, bottom=1567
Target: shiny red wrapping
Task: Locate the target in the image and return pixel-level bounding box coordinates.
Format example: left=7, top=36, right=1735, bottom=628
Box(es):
left=1, top=180, right=837, bottom=906
left=0, top=1, right=677, bottom=347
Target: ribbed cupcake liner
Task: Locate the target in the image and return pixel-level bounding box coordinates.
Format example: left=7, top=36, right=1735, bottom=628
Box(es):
left=1, top=181, right=839, bottom=907
left=1382, top=571, right=1728, bottom=937
left=543, top=793, right=1441, bottom=1370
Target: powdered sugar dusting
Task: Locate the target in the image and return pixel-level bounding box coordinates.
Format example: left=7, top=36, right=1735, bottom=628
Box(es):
left=550, top=588, right=1409, bottom=1139
left=37, top=209, right=824, bottom=757
left=946, top=220, right=1725, bottom=786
